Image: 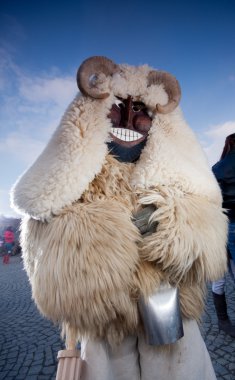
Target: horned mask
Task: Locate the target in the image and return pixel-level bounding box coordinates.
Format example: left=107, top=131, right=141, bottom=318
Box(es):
left=11, top=56, right=221, bottom=221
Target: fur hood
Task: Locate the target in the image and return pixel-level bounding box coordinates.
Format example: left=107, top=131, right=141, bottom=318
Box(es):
left=11, top=61, right=222, bottom=220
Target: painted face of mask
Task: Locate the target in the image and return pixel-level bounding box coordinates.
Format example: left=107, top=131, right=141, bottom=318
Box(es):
left=107, top=96, right=152, bottom=163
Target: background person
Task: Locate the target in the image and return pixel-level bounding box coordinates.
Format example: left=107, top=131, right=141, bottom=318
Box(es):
left=3, top=226, right=15, bottom=264
left=212, top=133, right=235, bottom=337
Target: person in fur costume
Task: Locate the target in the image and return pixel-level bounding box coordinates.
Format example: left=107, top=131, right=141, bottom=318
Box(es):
left=11, top=56, right=228, bottom=380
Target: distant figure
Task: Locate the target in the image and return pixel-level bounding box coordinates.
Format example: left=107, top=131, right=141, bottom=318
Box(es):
left=0, top=235, right=4, bottom=248
left=0, top=235, right=4, bottom=255
left=3, top=226, right=15, bottom=264
left=212, top=133, right=235, bottom=337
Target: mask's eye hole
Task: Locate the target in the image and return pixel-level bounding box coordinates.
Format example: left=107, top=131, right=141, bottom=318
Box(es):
left=114, top=99, right=124, bottom=108
left=132, top=102, right=146, bottom=112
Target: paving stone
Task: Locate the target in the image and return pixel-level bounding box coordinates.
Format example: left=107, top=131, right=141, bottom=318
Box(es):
left=5, top=371, right=19, bottom=377
left=42, top=365, right=56, bottom=375
left=16, top=375, right=30, bottom=380
left=23, top=359, right=33, bottom=366
left=12, top=363, right=22, bottom=371
left=27, top=364, right=44, bottom=375
left=229, top=363, right=235, bottom=370
left=223, top=375, right=233, bottom=380
left=0, top=371, right=9, bottom=380
left=223, top=346, right=235, bottom=353
left=218, top=359, right=230, bottom=366
left=5, top=351, right=18, bottom=359
left=34, top=352, right=44, bottom=361
left=25, top=353, right=34, bottom=360
left=6, top=357, right=18, bottom=364
left=3, top=363, right=14, bottom=371
left=210, top=352, right=218, bottom=359
left=18, top=366, right=29, bottom=375
left=214, top=363, right=229, bottom=376
left=44, top=356, right=55, bottom=366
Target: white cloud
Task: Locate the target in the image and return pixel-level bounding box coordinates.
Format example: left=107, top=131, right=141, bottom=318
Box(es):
left=0, top=47, right=78, bottom=159
left=202, top=121, right=235, bottom=165
left=19, top=75, right=77, bottom=107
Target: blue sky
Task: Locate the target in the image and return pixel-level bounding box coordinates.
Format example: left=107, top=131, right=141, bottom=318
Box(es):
left=1, top=0, right=235, bottom=216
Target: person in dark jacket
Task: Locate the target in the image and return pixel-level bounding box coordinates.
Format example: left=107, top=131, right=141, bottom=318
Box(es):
left=212, top=133, right=235, bottom=337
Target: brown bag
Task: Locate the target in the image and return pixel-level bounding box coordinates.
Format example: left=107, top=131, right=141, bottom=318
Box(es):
left=56, top=349, right=83, bottom=380
left=56, top=326, right=84, bottom=380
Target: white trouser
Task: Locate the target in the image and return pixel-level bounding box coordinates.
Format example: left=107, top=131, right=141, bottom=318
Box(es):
left=212, top=259, right=235, bottom=295
left=80, top=319, right=216, bottom=380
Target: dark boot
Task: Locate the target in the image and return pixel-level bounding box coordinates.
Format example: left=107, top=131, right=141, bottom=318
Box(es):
left=212, top=291, right=235, bottom=337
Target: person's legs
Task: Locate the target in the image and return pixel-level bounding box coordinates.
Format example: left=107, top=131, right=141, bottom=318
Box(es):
left=212, top=267, right=235, bottom=337
left=80, top=335, right=140, bottom=380
left=212, top=277, right=225, bottom=295
left=81, top=338, right=113, bottom=380
left=211, top=222, right=235, bottom=337
left=138, top=319, right=216, bottom=380
left=109, top=335, right=140, bottom=380
left=4, top=243, right=13, bottom=264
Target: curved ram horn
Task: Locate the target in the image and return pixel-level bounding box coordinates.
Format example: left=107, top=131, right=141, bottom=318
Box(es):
left=148, top=71, right=181, bottom=114
left=77, top=56, right=118, bottom=99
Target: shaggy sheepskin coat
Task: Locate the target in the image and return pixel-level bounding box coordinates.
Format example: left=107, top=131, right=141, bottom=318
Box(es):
left=11, top=63, right=227, bottom=347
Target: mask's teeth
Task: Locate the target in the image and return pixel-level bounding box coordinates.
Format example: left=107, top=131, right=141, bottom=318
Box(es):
left=125, top=130, right=131, bottom=141
left=111, top=128, right=143, bottom=141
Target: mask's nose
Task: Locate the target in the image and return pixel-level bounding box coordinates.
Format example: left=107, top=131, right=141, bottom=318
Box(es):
left=121, top=96, right=135, bottom=130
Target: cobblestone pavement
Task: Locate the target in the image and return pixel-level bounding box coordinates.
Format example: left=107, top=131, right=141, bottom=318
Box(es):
left=0, top=255, right=234, bottom=380
left=0, top=256, right=63, bottom=380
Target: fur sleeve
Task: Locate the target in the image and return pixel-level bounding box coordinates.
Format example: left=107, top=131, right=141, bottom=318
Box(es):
left=138, top=186, right=228, bottom=283
left=20, top=199, right=140, bottom=342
